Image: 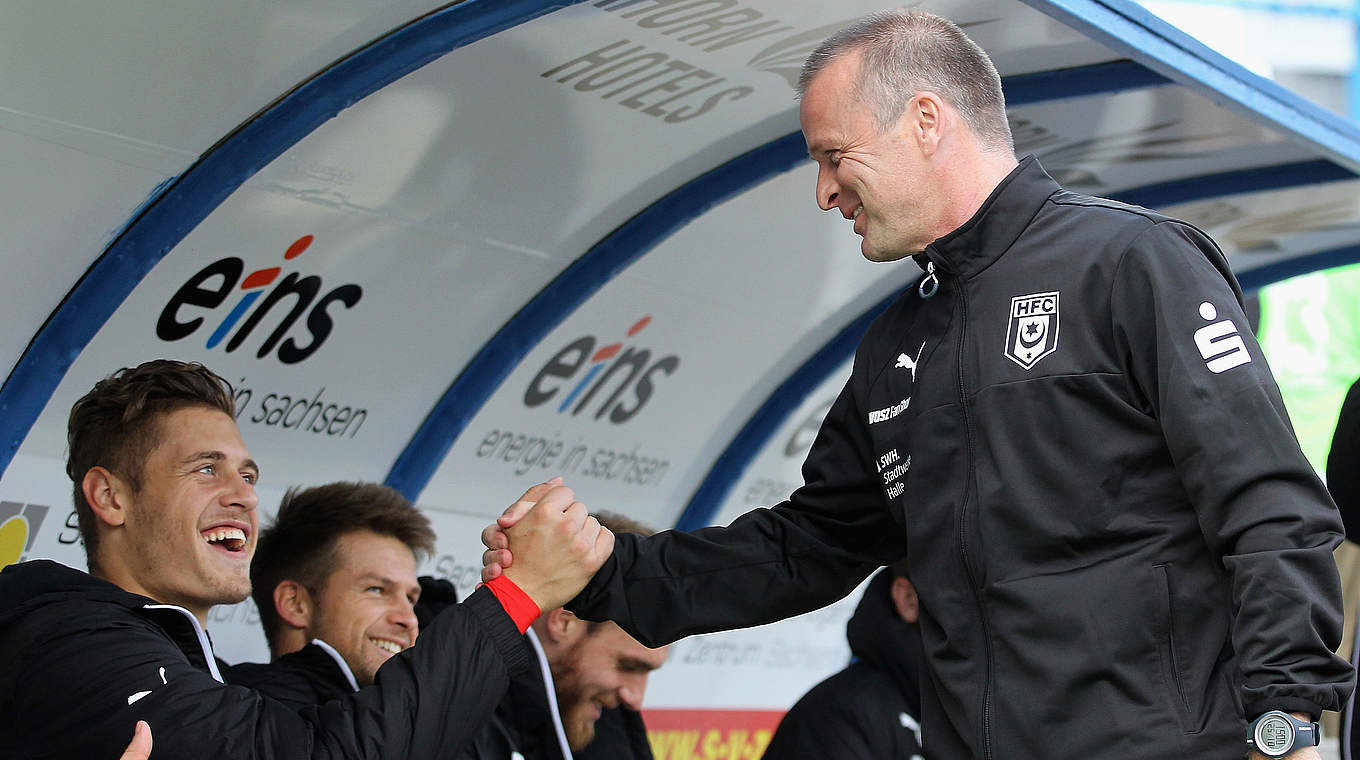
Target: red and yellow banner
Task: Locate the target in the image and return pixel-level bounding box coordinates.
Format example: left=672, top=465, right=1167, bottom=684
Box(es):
left=643, top=709, right=785, bottom=760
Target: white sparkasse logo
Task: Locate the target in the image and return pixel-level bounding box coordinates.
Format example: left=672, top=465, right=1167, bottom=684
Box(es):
left=1194, top=301, right=1251, bottom=373
left=1005, top=292, right=1060, bottom=369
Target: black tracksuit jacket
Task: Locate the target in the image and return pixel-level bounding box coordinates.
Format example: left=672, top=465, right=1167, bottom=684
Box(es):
left=569, top=156, right=1355, bottom=759
left=456, top=650, right=654, bottom=760
left=762, top=568, right=926, bottom=760
left=225, top=642, right=358, bottom=711
left=0, top=559, right=529, bottom=759
left=223, top=575, right=471, bottom=711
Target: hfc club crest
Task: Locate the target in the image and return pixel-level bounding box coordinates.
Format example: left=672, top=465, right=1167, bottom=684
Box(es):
left=1005, top=291, right=1060, bottom=370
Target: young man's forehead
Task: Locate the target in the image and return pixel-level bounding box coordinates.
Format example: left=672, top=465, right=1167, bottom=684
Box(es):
left=332, top=532, right=419, bottom=575
left=149, top=408, right=250, bottom=456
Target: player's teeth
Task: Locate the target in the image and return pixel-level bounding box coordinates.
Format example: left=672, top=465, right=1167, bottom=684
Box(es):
left=371, top=639, right=401, bottom=654
left=204, top=527, right=246, bottom=543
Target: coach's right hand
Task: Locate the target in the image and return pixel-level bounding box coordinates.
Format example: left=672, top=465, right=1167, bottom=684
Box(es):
left=494, top=483, right=613, bottom=610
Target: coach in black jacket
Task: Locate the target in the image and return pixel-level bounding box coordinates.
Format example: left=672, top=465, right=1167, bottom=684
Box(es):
left=762, top=566, right=925, bottom=760
left=486, top=12, right=1354, bottom=760
left=0, top=360, right=612, bottom=759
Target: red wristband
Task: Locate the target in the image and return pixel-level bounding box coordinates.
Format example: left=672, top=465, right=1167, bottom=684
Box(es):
left=482, top=575, right=540, bottom=634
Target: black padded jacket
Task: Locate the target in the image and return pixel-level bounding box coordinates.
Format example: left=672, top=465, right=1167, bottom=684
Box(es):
left=0, top=559, right=529, bottom=759
left=225, top=641, right=358, bottom=712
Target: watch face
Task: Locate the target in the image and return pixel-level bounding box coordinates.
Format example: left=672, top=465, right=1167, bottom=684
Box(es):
left=1254, top=714, right=1295, bottom=757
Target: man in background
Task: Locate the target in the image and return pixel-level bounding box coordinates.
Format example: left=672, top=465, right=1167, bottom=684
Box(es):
left=465, top=512, right=668, bottom=760
left=762, top=562, right=925, bottom=760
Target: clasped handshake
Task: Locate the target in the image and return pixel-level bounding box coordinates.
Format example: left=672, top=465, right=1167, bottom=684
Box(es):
left=480, top=477, right=615, bottom=612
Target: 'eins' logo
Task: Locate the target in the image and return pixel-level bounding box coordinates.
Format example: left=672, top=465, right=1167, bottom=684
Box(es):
left=524, top=316, right=680, bottom=425
left=156, top=236, right=362, bottom=364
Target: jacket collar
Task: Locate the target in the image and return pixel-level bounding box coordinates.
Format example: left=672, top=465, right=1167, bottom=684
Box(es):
left=0, top=559, right=223, bottom=679
left=309, top=638, right=361, bottom=692
left=916, top=155, right=1060, bottom=280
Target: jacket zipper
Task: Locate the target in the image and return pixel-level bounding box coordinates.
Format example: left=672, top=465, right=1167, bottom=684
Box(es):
left=932, top=252, right=995, bottom=760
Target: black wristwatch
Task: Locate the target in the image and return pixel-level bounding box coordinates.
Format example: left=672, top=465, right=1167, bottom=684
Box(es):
left=1247, top=710, right=1320, bottom=757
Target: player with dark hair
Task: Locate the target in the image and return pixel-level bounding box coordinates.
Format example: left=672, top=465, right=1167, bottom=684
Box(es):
left=0, top=359, right=612, bottom=759
left=227, top=481, right=437, bottom=706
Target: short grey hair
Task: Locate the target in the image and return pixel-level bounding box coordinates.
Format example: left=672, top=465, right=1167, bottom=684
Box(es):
left=798, top=10, right=1013, bottom=154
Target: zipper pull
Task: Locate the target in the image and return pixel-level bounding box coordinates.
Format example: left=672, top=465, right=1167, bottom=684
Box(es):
left=918, top=260, right=939, bottom=299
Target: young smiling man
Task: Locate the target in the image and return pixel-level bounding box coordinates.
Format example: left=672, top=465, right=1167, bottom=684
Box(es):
left=0, top=359, right=615, bottom=759
left=227, top=482, right=435, bottom=706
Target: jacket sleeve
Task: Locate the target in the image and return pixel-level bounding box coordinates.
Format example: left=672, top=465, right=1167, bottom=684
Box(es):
left=1327, top=376, right=1360, bottom=540
left=1110, top=220, right=1355, bottom=718
left=568, top=352, right=906, bottom=647
left=11, top=585, right=527, bottom=759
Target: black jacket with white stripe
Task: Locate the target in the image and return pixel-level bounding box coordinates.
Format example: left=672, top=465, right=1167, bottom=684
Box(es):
left=0, top=559, right=528, bottom=759
left=225, top=641, right=358, bottom=712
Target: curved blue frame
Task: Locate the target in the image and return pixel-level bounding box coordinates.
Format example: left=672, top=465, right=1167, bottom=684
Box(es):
left=1111, top=159, right=1354, bottom=208
left=1238, top=243, right=1360, bottom=290
left=1028, top=0, right=1360, bottom=169
left=0, top=0, right=583, bottom=478
left=1003, top=59, right=1171, bottom=105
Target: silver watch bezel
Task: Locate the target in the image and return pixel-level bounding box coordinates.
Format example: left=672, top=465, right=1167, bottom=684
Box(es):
left=1252, top=712, right=1296, bottom=757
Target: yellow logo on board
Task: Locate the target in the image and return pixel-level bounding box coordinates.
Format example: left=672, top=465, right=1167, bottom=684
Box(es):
left=0, top=515, right=29, bottom=568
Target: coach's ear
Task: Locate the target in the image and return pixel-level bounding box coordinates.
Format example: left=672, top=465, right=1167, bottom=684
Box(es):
left=274, top=580, right=314, bottom=629
left=83, top=467, right=132, bottom=528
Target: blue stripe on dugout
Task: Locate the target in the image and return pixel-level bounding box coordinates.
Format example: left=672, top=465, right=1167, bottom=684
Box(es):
left=1003, top=59, right=1172, bottom=105
left=1111, top=160, right=1355, bottom=208
left=1238, top=244, right=1360, bottom=291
